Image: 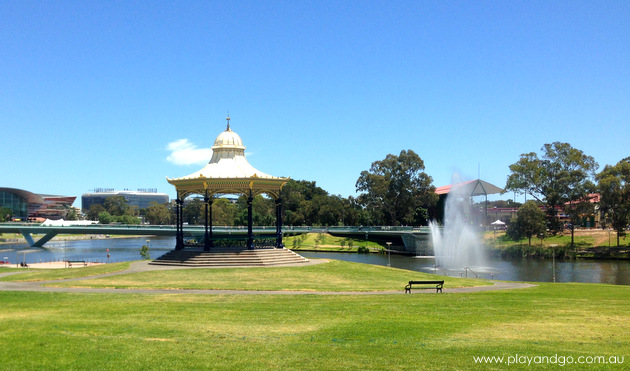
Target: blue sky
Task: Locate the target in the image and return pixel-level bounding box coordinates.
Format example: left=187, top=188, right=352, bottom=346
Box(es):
left=2, top=1, right=628, bottom=208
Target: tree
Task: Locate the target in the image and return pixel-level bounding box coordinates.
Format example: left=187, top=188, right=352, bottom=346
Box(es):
left=505, top=142, right=598, bottom=234
left=356, top=149, right=437, bottom=225
left=98, top=211, right=113, bottom=224
left=87, top=204, right=106, bottom=221
left=596, top=157, right=630, bottom=246
left=65, top=208, right=79, bottom=221
left=212, top=198, right=238, bottom=226
left=564, top=197, right=596, bottom=248
left=183, top=198, right=204, bottom=225
left=317, top=195, right=344, bottom=226
left=506, top=201, right=546, bottom=247
left=118, top=214, right=141, bottom=225
left=0, top=206, right=13, bottom=222
left=242, top=195, right=274, bottom=226
left=104, top=196, right=132, bottom=216
left=280, top=180, right=329, bottom=226
left=140, top=245, right=150, bottom=260
left=144, top=202, right=171, bottom=225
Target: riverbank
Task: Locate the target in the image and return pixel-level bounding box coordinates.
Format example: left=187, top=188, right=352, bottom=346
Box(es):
left=486, top=229, right=630, bottom=260
left=0, top=261, right=105, bottom=269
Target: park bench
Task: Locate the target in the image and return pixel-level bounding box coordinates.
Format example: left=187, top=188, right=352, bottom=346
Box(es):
left=67, top=260, right=87, bottom=267
left=404, top=280, right=444, bottom=294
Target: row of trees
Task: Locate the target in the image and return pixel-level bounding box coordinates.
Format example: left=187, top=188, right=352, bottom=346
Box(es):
left=83, top=143, right=629, bottom=248
left=134, top=181, right=369, bottom=227
left=86, top=196, right=141, bottom=225
left=505, top=142, right=629, bottom=246
left=103, top=149, right=439, bottom=227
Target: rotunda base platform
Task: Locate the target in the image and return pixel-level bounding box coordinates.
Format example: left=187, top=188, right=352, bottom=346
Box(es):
left=149, top=247, right=309, bottom=267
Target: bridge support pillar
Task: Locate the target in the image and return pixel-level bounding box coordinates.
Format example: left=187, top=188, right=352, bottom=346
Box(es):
left=20, top=230, right=58, bottom=247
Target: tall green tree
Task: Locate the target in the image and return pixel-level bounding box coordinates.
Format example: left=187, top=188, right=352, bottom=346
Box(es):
left=280, top=180, right=339, bottom=226
left=356, top=149, right=437, bottom=225
left=564, top=197, right=596, bottom=248
left=235, top=195, right=274, bottom=226
left=144, top=202, right=172, bottom=225
left=506, top=201, right=546, bottom=247
left=505, top=142, right=598, bottom=234
left=87, top=204, right=106, bottom=221
left=104, top=196, right=134, bottom=217
left=596, top=157, right=630, bottom=246
left=212, top=198, right=238, bottom=226
left=183, top=198, right=204, bottom=225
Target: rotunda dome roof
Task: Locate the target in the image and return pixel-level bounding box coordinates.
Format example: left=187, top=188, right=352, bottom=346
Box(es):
left=212, top=125, right=245, bottom=150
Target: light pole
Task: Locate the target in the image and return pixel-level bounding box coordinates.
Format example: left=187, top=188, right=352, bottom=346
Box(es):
left=386, top=242, right=392, bottom=267
left=550, top=244, right=557, bottom=283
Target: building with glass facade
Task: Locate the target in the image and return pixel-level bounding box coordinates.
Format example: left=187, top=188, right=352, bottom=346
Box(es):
left=0, top=188, right=76, bottom=221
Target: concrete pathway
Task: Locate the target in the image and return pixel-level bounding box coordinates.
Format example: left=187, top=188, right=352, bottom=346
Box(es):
left=0, top=260, right=537, bottom=295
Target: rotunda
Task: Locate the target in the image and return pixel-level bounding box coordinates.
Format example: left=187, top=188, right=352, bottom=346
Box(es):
left=166, top=117, right=288, bottom=250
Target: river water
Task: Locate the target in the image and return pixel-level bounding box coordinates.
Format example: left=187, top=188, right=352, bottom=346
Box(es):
left=2, top=237, right=629, bottom=285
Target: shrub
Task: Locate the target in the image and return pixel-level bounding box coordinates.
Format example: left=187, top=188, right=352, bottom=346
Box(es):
left=140, top=245, right=150, bottom=260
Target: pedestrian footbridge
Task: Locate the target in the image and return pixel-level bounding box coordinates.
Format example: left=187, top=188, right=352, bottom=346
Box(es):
left=0, top=224, right=433, bottom=254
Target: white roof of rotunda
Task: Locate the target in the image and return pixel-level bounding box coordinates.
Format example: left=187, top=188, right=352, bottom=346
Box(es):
left=167, top=119, right=285, bottom=181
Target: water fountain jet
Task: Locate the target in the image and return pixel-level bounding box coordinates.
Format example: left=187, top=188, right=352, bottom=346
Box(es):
left=430, top=175, right=486, bottom=270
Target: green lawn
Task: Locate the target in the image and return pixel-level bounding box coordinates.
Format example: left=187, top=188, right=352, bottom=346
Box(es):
left=1, top=281, right=628, bottom=370
left=2, top=260, right=489, bottom=291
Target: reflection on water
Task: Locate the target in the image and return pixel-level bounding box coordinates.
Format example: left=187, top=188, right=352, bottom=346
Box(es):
left=2, top=237, right=174, bottom=264
left=2, top=238, right=629, bottom=285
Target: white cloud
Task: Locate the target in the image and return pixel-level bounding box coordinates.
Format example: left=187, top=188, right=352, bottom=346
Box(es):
left=166, top=139, right=212, bottom=166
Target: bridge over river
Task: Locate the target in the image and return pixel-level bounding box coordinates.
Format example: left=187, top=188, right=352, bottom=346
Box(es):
left=0, top=224, right=433, bottom=254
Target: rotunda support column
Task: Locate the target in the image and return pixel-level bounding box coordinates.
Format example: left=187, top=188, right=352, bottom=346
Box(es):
left=247, top=191, right=254, bottom=249
left=275, top=197, right=283, bottom=248
left=175, top=198, right=184, bottom=250
left=204, top=192, right=213, bottom=251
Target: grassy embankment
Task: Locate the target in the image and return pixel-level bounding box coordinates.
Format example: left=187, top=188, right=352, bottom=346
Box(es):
left=284, top=232, right=385, bottom=253
left=0, top=260, right=628, bottom=370
left=486, top=229, right=630, bottom=259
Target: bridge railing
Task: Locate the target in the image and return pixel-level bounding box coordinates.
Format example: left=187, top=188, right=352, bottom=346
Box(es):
left=327, top=226, right=418, bottom=232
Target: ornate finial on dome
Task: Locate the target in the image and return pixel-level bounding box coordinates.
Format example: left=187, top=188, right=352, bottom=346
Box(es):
left=226, top=114, right=231, bottom=131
